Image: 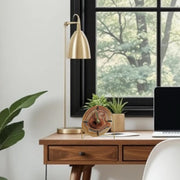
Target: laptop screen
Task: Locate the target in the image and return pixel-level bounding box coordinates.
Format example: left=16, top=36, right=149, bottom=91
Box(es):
left=154, top=87, right=180, bottom=131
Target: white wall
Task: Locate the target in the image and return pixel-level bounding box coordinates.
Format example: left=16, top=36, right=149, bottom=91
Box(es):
left=0, top=0, right=153, bottom=179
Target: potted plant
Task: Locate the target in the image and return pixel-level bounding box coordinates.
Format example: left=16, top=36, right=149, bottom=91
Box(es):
left=108, top=98, right=128, bottom=132
left=0, top=91, right=47, bottom=180
left=84, top=94, right=128, bottom=132
left=83, top=94, right=109, bottom=110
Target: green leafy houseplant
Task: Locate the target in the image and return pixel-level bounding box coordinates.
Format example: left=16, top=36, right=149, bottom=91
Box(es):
left=83, top=94, right=109, bottom=110
left=108, top=98, right=128, bottom=114
left=0, top=91, right=47, bottom=180
left=108, top=98, right=128, bottom=132
left=0, top=177, right=7, bottom=180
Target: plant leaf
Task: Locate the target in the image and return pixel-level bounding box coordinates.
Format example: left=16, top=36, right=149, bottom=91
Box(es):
left=0, top=109, right=9, bottom=132
left=9, top=91, right=47, bottom=113
left=0, top=91, right=47, bottom=133
left=0, top=177, right=8, bottom=180
left=84, top=94, right=109, bottom=110
left=0, top=121, right=25, bottom=150
left=108, top=98, right=128, bottom=113
left=4, top=109, right=21, bottom=128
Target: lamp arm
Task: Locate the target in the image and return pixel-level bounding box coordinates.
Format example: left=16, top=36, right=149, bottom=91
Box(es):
left=64, top=14, right=81, bottom=27
left=64, top=22, right=78, bottom=26
left=64, top=14, right=81, bottom=31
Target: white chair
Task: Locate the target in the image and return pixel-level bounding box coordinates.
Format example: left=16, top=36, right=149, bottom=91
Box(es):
left=142, top=139, right=180, bottom=180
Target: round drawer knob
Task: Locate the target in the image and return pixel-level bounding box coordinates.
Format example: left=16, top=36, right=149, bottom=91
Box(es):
left=79, top=152, right=86, bottom=156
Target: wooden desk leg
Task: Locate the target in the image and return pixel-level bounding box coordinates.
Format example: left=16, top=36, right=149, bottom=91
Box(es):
left=70, top=165, right=94, bottom=180
left=82, top=165, right=94, bottom=180
left=70, top=165, right=83, bottom=180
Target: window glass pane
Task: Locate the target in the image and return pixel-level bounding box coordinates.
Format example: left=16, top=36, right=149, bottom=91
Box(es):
left=96, top=0, right=157, bottom=7
left=96, top=12, right=156, bottom=97
left=162, top=0, right=180, bottom=7
left=161, top=12, right=180, bottom=86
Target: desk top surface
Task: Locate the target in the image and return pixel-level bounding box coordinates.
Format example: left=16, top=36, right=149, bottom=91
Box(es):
left=39, top=131, right=166, bottom=145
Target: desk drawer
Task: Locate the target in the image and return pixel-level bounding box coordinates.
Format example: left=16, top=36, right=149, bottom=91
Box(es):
left=49, top=146, right=118, bottom=161
left=123, top=145, right=154, bottom=161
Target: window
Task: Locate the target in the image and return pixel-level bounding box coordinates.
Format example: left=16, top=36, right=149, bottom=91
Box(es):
left=71, top=0, right=180, bottom=117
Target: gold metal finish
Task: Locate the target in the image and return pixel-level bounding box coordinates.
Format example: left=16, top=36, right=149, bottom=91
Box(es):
left=57, top=14, right=91, bottom=134
left=57, top=127, right=82, bottom=134
left=68, top=15, right=91, bottom=59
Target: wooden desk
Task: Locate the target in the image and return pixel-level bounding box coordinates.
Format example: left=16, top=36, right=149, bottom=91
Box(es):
left=39, top=131, right=165, bottom=180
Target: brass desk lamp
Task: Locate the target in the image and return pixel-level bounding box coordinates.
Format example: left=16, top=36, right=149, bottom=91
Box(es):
left=57, top=14, right=91, bottom=134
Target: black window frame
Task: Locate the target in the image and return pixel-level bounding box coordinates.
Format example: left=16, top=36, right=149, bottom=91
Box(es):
left=70, top=0, right=180, bottom=117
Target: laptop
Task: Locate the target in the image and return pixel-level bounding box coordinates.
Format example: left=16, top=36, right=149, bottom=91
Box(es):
left=152, top=87, right=180, bottom=137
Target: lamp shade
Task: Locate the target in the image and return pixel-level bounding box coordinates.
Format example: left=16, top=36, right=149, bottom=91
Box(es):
left=68, top=14, right=91, bottom=59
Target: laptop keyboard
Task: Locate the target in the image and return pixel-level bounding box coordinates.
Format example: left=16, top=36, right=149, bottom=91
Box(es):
left=163, top=131, right=180, bottom=135
left=153, top=131, right=180, bottom=137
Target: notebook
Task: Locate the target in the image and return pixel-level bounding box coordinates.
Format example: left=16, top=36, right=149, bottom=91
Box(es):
left=152, top=87, right=180, bottom=137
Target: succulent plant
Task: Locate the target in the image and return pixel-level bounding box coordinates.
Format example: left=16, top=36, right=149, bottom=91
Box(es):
left=83, top=94, right=109, bottom=110
left=108, top=98, right=127, bottom=114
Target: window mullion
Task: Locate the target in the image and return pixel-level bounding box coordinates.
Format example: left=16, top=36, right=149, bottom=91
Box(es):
left=157, top=0, right=161, bottom=86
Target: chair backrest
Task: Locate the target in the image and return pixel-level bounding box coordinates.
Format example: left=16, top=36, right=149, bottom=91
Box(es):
left=142, top=139, right=180, bottom=180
